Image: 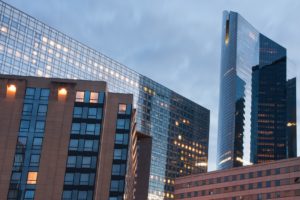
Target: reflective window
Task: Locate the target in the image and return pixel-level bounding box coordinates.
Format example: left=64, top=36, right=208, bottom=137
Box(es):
left=27, top=172, right=38, bottom=184
left=37, top=104, right=47, bottom=116
left=64, top=173, right=74, bottom=185
left=118, top=104, right=126, bottom=114
left=90, top=92, right=98, bottom=103
left=30, top=155, right=40, bottom=167
left=67, top=156, right=76, bottom=168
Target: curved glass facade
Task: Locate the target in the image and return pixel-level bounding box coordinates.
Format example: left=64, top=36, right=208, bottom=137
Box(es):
left=218, top=11, right=296, bottom=170
left=0, top=1, right=210, bottom=199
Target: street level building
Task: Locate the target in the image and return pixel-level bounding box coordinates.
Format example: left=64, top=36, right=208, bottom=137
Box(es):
left=0, top=74, right=137, bottom=200
left=175, top=157, right=300, bottom=200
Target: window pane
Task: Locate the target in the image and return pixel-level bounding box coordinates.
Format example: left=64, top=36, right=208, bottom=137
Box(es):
left=73, top=107, right=83, bottom=118
left=23, top=104, right=33, bottom=115
left=64, top=173, right=74, bottom=185
left=90, top=92, right=98, bottom=103
left=118, top=104, right=126, bottom=114
left=82, top=157, right=91, bottom=168
left=24, top=190, right=35, bottom=199
left=69, top=139, right=79, bottom=150
left=84, top=140, right=93, bottom=151
left=30, top=155, right=40, bottom=167
left=71, top=123, right=80, bottom=134
left=37, top=105, right=47, bottom=116
left=27, top=172, right=38, bottom=184
left=40, top=89, right=50, bottom=100
left=35, top=121, right=45, bottom=132
left=76, top=91, right=84, bottom=102
left=67, top=156, right=76, bottom=168
left=80, top=173, right=89, bottom=185
left=20, top=120, right=30, bottom=132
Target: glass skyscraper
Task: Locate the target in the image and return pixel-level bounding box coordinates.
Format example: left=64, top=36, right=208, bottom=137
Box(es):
left=217, top=11, right=297, bottom=170
left=0, top=1, right=210, bottom=199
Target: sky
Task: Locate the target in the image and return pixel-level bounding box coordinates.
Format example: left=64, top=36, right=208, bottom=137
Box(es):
left=6, top=0, right=300, bottom=171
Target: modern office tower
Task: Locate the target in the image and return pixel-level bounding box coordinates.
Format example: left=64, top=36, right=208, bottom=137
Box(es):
left=217, top=11, right=297, bottom=170
left=174, top=157, right=300, bottom=200
left=286, top=78, right=297, bottom=158
left=0, top=1, right=210, bottom=199
left=0, top=75, right=137, bottom=200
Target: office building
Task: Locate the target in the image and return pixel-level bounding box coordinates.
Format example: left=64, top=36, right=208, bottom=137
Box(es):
left=0, top=74, right=137, bottom=200
left=217, top=11, right=297, bottom=169
left=175, top=157, right=300, bottom=200
left=0, top=1, right=210, bottom=199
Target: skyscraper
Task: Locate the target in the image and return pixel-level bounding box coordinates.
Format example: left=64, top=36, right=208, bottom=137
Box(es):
left=0, top=1, right=210, bottom=199
left=217, top=11, right=297, bottom=170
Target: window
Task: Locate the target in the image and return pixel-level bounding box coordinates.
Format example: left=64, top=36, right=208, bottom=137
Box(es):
left=257, top=182, right=262, bottom=188
left=76, top=91, right=84, bottom=102
left=257, top=171, right=262, bottom=177
left=67, top=156, right=76, bottom=168
left=115, top=133, right=129, bottom=145
left=110, top=180, right=124, bottom=192
left=69, top=139, right=79, bottom=151
left=118, top=104, right=127, bottom=114
left=24, top=190, right=35, bottom=200
left=82, top=157, right=92, bottom=168
left=7, top=190, right=18, bottom=199
left=62, top=191, right=72, bottom=200
left=266, top=181, right=271, bottom=187
left=78, top=191, right=87, bottom=200
left=113, top=149, right=127, bottom=160
left=240, top=174, right=245, bottom=180
left=35, top=121, right=45, bottom=132
left=249, top=172, right=253, bottom=178
left=248, top=183, right=253, bottom=190
left=32, top=137, right=43, bottom=149
left=13, top=154, right=23, bottom=167
left=37, top=104, right=47, bottom=116
left=25, top=88, right=35, bottom=99
left=30, top=154, right=40, bottom=167
left=112, top=164, right=126, bottom=176
left=79, top=173, right=90, bottom=185
left=90, top=92, right=98, bottom=103
left=27, top=172, right=38, bottom=184
left=87, top=108, right=97, bottom=119
left=23, top=104, right=33, bottom=115
left=116, top=119, right=130, bottom=130
left=40, top=89, right=50, bottom=100
left=11, top=172, right=21, bottom=183
left=275, top=180, right=280, bottom=186
left=86, top=124, right=100, bottom=135
left=84, top=140, right=94, bottom=151
left=71, top=123, right=81, bottom=134
left=64, top=173, right=74, bottom=185
left=275, top=168, right=280, bottom=174
left=17, top=137, right=27, bottom=149
left=20, top=120, right=30, bottom=132
left=73, top=107, right=82, bottom=118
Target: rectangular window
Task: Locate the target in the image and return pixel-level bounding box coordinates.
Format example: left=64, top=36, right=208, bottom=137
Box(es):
left=71, top=123, right=81, bottom=134
left=83, top=140, right=94, bottom=151
left=37, top=104, right=47, bottom=116
left=82, top=156, right=92, bottom=168
left=115, top=133, right=129, bottom=145
left=113, top=149, right=127, bottom=160
left=69, top=139, right=79, bottom=151
left=64, top=173, right=74, bottom=185
left=20, top=120, right=30, bottom=132
left=79, top=173, right=89, bottom=185
left=29, top=154, right=40, bottom=167
left=87, top=108, right=97, bottom=119
left=118, top=104, right=127, bottom=114
left=40, top=89, right=50, bottom=100
left=25, top=88, right=35, bottom=99
left=35, top=121, right=45, bottom=132
left=112, top=164, right=126, bottom=176
left=75, top=91, right=84, bottom=102
left=110, top=180, right=124, bottom=192
left=116, top=119, right=130, bottom=130
left=90, top=92, right=98, bottom=103
left=27, top=172, right=38, bottom=184
left=266, top=181, right=271, bottom=187
left=32, top=137, right=43, bottom=149
left=73, top=107, right=83, bottom=118
left=24, top=190, right=35, bottom=200
left=13, top=154, right=23, bottom=167
left=11, top=172, right=21, bottom=183
left=67, top=156, right=76, bottom=168
left=17, top=137, right=27, bottom=149
left=22, top=103, right=33, bottom=115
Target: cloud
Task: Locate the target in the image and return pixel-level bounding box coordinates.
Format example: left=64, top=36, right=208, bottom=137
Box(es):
left=7, top=0, right=300, bottom=171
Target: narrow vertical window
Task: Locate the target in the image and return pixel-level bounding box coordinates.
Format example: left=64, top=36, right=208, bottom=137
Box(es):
left=225, top=19, right=229, bottom=45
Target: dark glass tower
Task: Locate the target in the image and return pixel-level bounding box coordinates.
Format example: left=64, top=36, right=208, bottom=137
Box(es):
left=218, top=11, right=297, bottom=170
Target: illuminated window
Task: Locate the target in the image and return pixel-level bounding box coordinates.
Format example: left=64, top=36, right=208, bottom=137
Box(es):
left=90, top=92, right=98, bottom=103
left=7, top=84, right=17, bottom=94
left=1, top=26, right=8, bottom=33
left=27, top=172, right=38, bottom=184
left=118, top=104, right=127, bottom=114
left=75, top=91, right=84, bottom=102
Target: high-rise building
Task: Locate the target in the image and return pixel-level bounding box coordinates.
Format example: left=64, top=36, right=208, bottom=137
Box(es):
left=0, top=74, right=137, bottom=200
left=217, top=11, right=297, bottom=170
left=174, top=157, right=300, bottom=200
left=0, top=1, right=210, bottom=199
